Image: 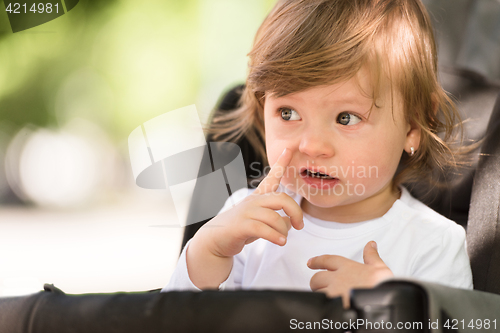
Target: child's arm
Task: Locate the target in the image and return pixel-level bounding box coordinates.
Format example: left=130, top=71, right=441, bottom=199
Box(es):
left=186, top=148, right=304, bottom=289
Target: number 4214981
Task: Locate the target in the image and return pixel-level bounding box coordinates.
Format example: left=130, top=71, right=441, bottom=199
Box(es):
left=5, top=3, right=59, bottom=14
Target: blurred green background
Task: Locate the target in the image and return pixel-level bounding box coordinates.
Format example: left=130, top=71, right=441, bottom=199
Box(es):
left=0, top=0, right=276, bottom=295
left=0, top=0, right=276, bottom=207
left=1, top=0, right=499, bottom=208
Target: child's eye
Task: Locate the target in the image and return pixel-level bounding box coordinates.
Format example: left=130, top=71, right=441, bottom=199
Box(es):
left=337, top=112, right=362, bottom=126
left=280, top=108, right=301, bottom=121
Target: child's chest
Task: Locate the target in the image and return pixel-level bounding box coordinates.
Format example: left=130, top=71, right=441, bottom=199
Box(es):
left=239, top=227, right=416, bottom=291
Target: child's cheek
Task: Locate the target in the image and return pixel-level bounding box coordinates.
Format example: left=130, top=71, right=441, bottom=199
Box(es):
left=281, top=173, right=297, bottom=189
left=350, top=163, right=396, bottom=195
left=338, top=154, right=394, bottom=189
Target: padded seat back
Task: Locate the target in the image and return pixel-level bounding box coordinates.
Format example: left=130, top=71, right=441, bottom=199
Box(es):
left=466, top=86, right=500, bottom=293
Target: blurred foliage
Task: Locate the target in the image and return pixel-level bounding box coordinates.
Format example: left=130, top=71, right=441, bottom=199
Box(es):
left=0, top=0, right=276, bottom=143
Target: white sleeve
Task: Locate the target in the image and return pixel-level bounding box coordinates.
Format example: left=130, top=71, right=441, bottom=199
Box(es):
left=161, top=239, right=201, bottom=292
left=161, top=238, right=245, bottom=292
left=410, top=224, right=473, bottom=290
left=161, top=188, right=252, bottom=292
left=161, top=240, right=244, bottom=293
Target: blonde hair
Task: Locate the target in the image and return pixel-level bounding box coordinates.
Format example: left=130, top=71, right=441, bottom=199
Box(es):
left=208, top=0, right=463, bottom=187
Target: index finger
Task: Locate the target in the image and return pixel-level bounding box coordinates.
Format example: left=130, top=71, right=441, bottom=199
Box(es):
left=255, top=148, right=292, bottom=195
left=307, top=255, right=351, bottom=271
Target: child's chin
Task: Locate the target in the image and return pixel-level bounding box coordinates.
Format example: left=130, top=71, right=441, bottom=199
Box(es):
left=301, top=190, right=366, bottom=207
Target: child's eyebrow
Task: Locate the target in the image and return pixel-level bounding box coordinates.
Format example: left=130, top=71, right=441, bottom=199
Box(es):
left=334, top=97, right=369, bottom=105
left=274, top=95, right=369, bottom=106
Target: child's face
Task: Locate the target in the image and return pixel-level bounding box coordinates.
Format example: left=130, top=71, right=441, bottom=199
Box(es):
left=263, top=69, right=419, bottom=220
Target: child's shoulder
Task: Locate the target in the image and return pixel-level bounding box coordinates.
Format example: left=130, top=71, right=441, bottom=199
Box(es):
left=218, top=187, right=254, bottom=214
left=395, top=187, right=465, bottom=236
left=220, top=185, right=298, bottom=213
left=230, top=187, right=254, bottom=202
left=228, top=185, right=299, bottom=203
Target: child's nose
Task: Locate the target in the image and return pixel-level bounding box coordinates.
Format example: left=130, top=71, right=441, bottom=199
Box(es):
left=298, top=126, right=335, bottom=158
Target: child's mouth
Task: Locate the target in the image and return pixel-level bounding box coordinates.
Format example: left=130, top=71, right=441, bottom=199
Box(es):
left=300, top=168, right=340, bottom=189
left=303, top=169, right=335, bottom=179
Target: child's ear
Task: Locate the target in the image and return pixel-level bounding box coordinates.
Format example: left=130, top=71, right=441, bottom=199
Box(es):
left=403, top=93, right=437, bottom=154
left=404, top=119, right=421, bottom=154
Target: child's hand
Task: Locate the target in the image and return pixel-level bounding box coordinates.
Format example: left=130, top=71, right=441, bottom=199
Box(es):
left=199, top=148, right=304, bottom=258
left=187, top=148, right=303, bottom=289
left=308, top=241, right=393, bottom=308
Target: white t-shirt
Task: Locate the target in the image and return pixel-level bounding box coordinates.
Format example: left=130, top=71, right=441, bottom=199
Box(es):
left=162, top=186, right=473, bottom=292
